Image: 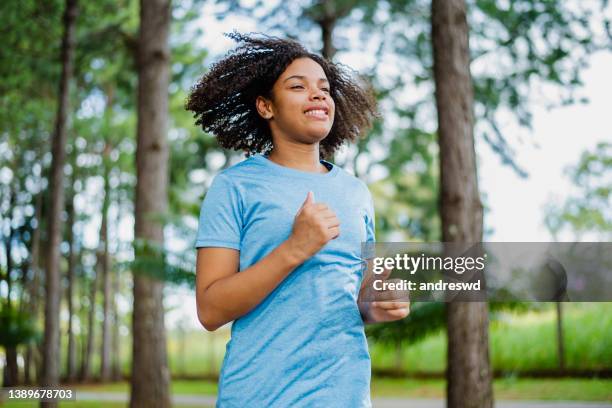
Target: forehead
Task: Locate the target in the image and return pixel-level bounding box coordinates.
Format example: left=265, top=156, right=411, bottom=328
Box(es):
left=279, top=57, right=328, bottom=81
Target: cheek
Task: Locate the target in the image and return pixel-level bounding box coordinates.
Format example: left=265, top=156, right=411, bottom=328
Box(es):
left=280, top=96, right=305, bottom=117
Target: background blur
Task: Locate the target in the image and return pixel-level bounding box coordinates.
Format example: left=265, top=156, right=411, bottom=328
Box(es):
left=1, top=0, right=610, bottom=406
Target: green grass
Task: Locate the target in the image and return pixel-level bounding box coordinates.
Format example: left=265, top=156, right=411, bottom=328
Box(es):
left=1, top=402, right=129, bottom=408
left=85, top=303, right=612, bottom=378
left=6, top=303, right=608, bottom=406
left=369, top=302, right=612, bottom=373
left=4, top=378, right=608, bottom=406
left=371, top=377, right=612, bottom=401
left=73, top=380, right=218, bottom=395
left=1, top=403, right=207, bottom=408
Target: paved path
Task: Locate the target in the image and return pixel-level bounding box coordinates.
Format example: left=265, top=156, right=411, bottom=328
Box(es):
left=75, top=392, right=612, bottom=407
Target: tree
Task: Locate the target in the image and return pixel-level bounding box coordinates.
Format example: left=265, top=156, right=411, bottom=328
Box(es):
left=42, top=1, right=78, bottom=406
left=544, top=141, right=611, bottom=373
left=129, top=0, right=172, bottom=406
left=431, top=1, right=493, bottom=407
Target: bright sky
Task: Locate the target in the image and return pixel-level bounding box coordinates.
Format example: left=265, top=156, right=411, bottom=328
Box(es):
left=477, top=51, right=611, bottom=242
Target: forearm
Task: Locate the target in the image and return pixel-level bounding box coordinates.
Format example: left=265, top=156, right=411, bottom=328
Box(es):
left=199, top=239, right=305, bottom=330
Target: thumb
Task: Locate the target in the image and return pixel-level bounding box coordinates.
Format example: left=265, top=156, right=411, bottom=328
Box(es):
left=303, top=191, right=315, bottom=206
left=296, top=191, right=314, bottom=215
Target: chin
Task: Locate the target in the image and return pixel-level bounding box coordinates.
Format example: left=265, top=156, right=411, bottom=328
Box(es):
left=307, top=131, right=331, bottom=143
left=306, top=125, right=332, bottom=139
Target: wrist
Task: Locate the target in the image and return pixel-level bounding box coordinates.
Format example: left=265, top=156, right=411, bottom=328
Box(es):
left=358, top=301, right=373, bottom=324
left=280, top=237, right=308, bottom=268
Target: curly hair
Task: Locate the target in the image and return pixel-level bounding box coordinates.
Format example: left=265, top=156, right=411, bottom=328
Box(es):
left=185, top=31, right=379, bottom=160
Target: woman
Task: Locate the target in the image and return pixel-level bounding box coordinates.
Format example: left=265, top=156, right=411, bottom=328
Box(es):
left=187, top=31, right=410, bottom=407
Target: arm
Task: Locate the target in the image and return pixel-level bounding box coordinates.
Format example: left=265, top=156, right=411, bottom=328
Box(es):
left=357, top=260, right=410, bottom=325
left=196, top=191, right=340, bottom=331
left=196, top=239, right=304, bottom=331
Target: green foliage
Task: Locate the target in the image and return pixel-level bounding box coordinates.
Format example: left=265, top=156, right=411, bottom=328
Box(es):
left=545, top=142, right=611, bottom=239
left=369, top=303, right=612, bottom=373
left=0, top=307, right=39, bottom=348
left=366, top=300, right=534, bottom=346
left=116, top=238, right=196, bottom=288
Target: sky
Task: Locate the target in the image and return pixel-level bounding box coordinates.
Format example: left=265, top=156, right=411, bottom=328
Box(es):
left=477, top=50, right=611, bottom=242
left=163, top=3, right=612, bottom=330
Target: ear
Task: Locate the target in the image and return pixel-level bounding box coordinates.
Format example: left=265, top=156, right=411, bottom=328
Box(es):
left=255, top=96, right=274, bottom=120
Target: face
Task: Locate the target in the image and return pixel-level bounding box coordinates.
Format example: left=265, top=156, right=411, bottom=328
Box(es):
left=256, top=57, right=335, bottom=145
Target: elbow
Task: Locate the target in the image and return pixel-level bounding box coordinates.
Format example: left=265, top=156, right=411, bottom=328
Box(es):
left=198, top=312, right=220, bottom=332
left=201, top=320, right=221, bottom=332
left=196, top=303, right=222, bottom=332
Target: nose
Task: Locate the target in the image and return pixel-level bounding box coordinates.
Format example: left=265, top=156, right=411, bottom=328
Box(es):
left=309, top=86, right=326, bottom=100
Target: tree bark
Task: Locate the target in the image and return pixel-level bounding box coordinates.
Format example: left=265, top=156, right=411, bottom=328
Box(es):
left=100, top=144, right=112, bottom=382
left=3, top=347, right=19, bottom=387
left=65, top=184, right=77, bottom=382
left=556, top=302, right=565, bottom=373
left=111, top=258, right=121, bottom=381
left=3, top=185, right=19, bottom=387
left=431, top=1, right=493, bottom=407
left=41, top=0, right=77, bottom=406
left=80, top=260, right=99, bottom=382
left=111, top=195, right=122, bottom=381
left=129, top=0, right=172, bottom=407
left=320, top=16, right=336, bottom=60
left=24, top=186, right=44, bottom=385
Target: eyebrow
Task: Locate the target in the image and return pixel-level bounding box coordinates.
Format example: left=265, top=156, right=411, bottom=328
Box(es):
left=283, top=75, right=329, bottom=84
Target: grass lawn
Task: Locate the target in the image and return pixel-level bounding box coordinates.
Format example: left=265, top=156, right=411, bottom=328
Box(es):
left=371, top=377, right=612, bottom=401
left=369, top=302, right=612, bottom=373
left=94, top=303, right=610, bottom=377
left=2, top=378, right=609, bottom=407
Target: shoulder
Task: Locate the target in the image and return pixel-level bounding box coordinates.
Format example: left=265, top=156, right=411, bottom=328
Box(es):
left=335, top=166, right=372, bottom=198
left=211, top=154, right=261, bottom=186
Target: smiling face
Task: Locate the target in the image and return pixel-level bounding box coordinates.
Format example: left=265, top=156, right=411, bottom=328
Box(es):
left=256, top=57, right=336, bottom=146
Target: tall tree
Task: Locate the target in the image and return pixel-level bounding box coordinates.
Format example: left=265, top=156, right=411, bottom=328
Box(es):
left=65, top=167, right=78, bottom=382
left=100, top=141, right=112, bottom=381
left=41, top=1, right=78, bottom=406
left=431, top=1, right=493, bottom=407
left=80, top=250, right=99, bottom=382
left=130, top=0, right=172, bottom=406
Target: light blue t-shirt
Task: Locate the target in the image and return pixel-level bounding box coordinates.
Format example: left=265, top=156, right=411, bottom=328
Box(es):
left=194, top=152, right=376, bottom=407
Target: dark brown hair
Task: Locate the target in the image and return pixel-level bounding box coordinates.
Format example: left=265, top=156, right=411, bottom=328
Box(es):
left=186, top=31, right=379, bottom=159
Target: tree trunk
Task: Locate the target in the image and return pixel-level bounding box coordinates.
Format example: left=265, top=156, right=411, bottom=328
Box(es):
left=111, top=193, right=122, bottom=381
left=111, top=259, right=121, bottom=381
left=100, top=145, right=112, bottom=382
left=431, top=1, right=493, bottom=407
left=556, top=302, right=565, bottom=373
left=3, top=347, right=19, bottom=387
left=320, top=17, right=336, bottom=60
left=25, top=187, right=44, bottom=385
left=3, top=185, right=19, bottom=387
left=80, top=261, right=99, bottom=382
left=129, top=0, right=172, bottom=407
left=65, top=186, right=77, bottom=382
left=41, top=0, right=77, bottom=406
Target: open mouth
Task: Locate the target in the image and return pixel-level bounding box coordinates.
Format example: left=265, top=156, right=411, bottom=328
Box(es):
left=304, top=109, right=329, bottom=120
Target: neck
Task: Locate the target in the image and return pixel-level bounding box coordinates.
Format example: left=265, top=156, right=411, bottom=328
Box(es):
left=267, top=140, right=328, bottom=173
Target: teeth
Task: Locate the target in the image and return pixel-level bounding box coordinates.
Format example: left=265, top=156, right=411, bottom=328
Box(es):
left=305, top=109, right=327, bottom=117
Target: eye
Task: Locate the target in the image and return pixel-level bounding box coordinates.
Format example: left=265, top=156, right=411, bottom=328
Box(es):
left=322, top=88, right=330, bottom=93
left=291, top=85, right=304, bottom=89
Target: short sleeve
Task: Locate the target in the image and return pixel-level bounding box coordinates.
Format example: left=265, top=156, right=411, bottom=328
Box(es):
left=194, top=173, right=243, bottom=250
left=362, top=188, right=376, bottom=260
left=365, top=189, right=376, bottom=244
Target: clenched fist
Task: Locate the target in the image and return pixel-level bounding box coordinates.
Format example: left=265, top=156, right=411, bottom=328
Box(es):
left=286, top=191, right=340, bottom=262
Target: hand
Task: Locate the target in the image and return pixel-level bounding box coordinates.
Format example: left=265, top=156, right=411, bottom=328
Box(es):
left=359, top=264, right=410, bottom=324
left=286, top=191, right=340, bottom=262
left=368, top=295, right=411, bottom=323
